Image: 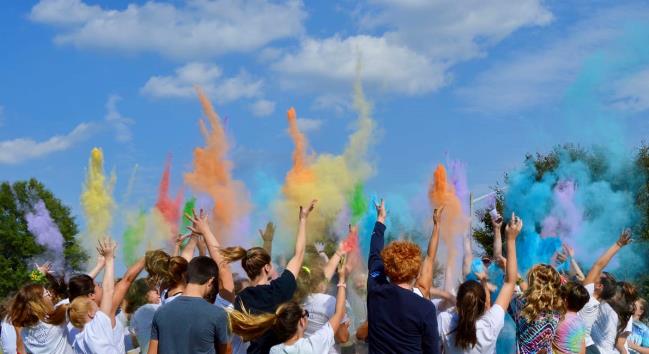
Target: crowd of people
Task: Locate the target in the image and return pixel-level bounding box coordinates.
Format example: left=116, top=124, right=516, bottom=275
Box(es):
left=0, top=198, right=647, bottom=354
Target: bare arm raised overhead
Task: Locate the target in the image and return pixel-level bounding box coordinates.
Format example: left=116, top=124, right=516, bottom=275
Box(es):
left=494, top=213, right=522, bottom=310
left=584, top=229, right=631, bottom=286
left=417, top=207, right=444, bottom=299
left=285, top=200, right=318, bottom=277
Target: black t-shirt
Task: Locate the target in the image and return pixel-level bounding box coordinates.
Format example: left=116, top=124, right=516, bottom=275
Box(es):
left=235, top=270, right=296, bottom=354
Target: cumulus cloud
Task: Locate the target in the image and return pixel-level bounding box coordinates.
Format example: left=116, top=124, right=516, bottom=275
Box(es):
left=30, top=0, right=305, bottom=59
left=455, top=5, right=640, bottom=114
left=105, top=95, right=134, bottom=142
left=141, top=62, right=263, bottom=103
left=250, top=99, right=276, bottom=117
left=273, top=0, right=552, bottom=96
left=0, top=123, right=95, bottom=164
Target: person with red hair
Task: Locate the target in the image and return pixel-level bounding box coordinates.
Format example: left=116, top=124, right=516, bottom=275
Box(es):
left=366, top=199, right=441, bottom=354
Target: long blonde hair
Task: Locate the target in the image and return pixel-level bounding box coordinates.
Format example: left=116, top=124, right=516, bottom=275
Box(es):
left=10, top=284, right=67, bottom=327
left=228, top=301, right=304, bottom=342
left=521, top=264, right=565, bottom=322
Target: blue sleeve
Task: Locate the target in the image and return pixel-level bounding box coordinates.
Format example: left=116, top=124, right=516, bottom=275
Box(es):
left=422, top=307, right=441, bottom=354
left=368, top=222, right=387, bottom=290
left=150, top=311, right=159, bottom=340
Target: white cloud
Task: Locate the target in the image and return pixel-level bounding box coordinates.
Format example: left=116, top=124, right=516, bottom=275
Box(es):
left=273, top=0, right=551, bottom=97
left=296, top=118, right=323, bottom=132
left=105, top=95, right=134, bottom=142
left=30, top=0, right=306, bottom=60
left=611, top=68, right=649, bottom=113
left=141, top=62, right=263, bottom=103
left=0, top=123, right=95, bottom=164
left=273, top=35, right=445, bottom=95
left=455, top=5, right=639, bottom=114
left=250, top=99, right=276, bottom=117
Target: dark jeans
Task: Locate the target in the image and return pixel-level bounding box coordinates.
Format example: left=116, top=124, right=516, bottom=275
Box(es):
left=586, top=344, right=601, bottom=354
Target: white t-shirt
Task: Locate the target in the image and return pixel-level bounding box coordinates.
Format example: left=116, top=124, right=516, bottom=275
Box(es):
left=579, top=283, right=600, bottom=347
left=1, top=318, right=17, bottom=354
left=21, top=320, right=73, bottom=354
left=73, top=311, right=124, bottom=354
left=591, top=302, right=631, bottom=354
left=302, top=293, right=350, bottom=354
left=438, top=304, right=505, bottom=354
left=270, top=322, right=335, bottom=354
left=131, top=303, right=160, bottom=354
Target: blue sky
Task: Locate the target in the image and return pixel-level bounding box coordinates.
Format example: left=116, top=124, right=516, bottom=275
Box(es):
left=2, top=1, right=649, bottom=269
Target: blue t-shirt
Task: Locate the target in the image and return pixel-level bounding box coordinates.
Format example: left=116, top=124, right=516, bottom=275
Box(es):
left=151, top=296, right=229, bottom=354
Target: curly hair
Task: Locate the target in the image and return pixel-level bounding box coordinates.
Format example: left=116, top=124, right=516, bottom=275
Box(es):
left=380, top=241, right=422, bottom=284
left=521, top=264, right=565, bottom=322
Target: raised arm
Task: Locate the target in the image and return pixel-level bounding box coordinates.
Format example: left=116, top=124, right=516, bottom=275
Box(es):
left=259, top=222, right=275, bottom=256
left=494, top=213, right=522, bottom=310
left=86, top=252, right=106, bottom=279
left=112, top=257, right=145, bottom=316
left=462, top=228, right=473, bottom=278
left=97, top=239, right=117, bottom=326
left=368, top=199, right=387, bottom=287
left=286, top=200, right=317, bottom=277
left=492, top=213, right=503, bottom=259
left=180, top=235, right=198, bottom=262
left=197, top=235, right=207, bottom=257
left=187, top=209, right=235, bottom=303
left=564, top=245, right=585, bottom=281
left=584, top=229, right=631, bottom=285
left=417, top=207, right=443, bottom=299
left=328, top=256, right=348, bottom=333
left=324, top=242, right=347, bottom=281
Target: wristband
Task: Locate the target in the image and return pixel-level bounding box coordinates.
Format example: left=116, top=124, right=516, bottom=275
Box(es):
left=337, top=283, right=347, bottom=288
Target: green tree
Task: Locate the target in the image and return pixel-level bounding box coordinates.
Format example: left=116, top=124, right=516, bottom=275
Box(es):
left=0, top=179, right=88, bottom=297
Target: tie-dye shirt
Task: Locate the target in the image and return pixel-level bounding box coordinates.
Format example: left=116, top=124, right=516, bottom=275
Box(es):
left=509, top=296, right=562, bottom=354
left=553, top=312, right=586, bottom=354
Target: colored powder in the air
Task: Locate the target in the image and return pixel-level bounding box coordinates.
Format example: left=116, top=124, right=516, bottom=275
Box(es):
left=274, top=76, right=375, bottom=252
left=122, top=209, right=147, bottom=266
left=342, top=226, right=359, bottom=253
left=25, top=200, right=64, bottom=254
left=81, top=147, right=115, bottom=243
left=428, top=164, right=469, bottom=293
left=180, top=197, right=197, bottom=235
left=349, top=183, right=368, bottom=224
left=184, top=87, right=250, bottom=245
left=122, top=164, right=138, bottom=204
left=155, top=156, right=183, bottom=239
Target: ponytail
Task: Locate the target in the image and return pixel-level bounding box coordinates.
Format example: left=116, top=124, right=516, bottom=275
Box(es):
left=145, top=250, right=188, bottom=290
left=452, top=281, right=487, bottom=350
left=228, top=301, right=303, bottom=342
left=220, top=246, right=271, bottom=280
left=219, top=247, right=248, bottom=263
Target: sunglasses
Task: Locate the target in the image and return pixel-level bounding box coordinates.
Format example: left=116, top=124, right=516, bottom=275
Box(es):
left=302, top=309, right=310, bottom=319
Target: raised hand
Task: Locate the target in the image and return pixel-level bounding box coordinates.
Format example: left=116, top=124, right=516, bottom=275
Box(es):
left=259, top=222, right=275, bottom=242
left=617, top=228, right=632, bottom=247
left=35, top=262, right=52, bottom=274
left=433, top=206, right=445, bottom=225
left=97, top=238, right=117, bottom=260
left=563, top=244, right=575, bottom=258
left=338, top=255, right=347, bottom=280
left=505, top=213, right=523, bottom=240
left=491, top=211, right=503, bottom=228
left=186, top=209, right=212, bottom=236
left=375, top=199, right=387, bottom=223
left=299, top=200, right=318, bottom=220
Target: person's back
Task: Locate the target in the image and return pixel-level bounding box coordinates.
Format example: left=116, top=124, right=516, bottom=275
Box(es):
left=151, top=296, right=228, bottom=354
left=366, top=201, right=440, bottom=354
left=21, top=320, right=72, bottom=354
left=132, top=303, right=160, bottom=354
left=368, top=283, right=437, bottom=353
left=438, top=305, right=505, bottom=354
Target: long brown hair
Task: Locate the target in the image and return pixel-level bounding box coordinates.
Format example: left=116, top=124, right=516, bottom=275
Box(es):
left=521, top=264, right=565, bottom=322
left=220, top=246, right=271, bottom=280
left=145, top=250, right=188, bottom=290
left=228, top=301, right=304, bottom=342
left=10, top=284, right=67, bottom=327
left=452, top=281, right=487, bottom=349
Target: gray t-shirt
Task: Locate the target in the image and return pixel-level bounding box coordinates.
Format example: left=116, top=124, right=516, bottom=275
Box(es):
left=151, top=296, right=229, bottom=354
